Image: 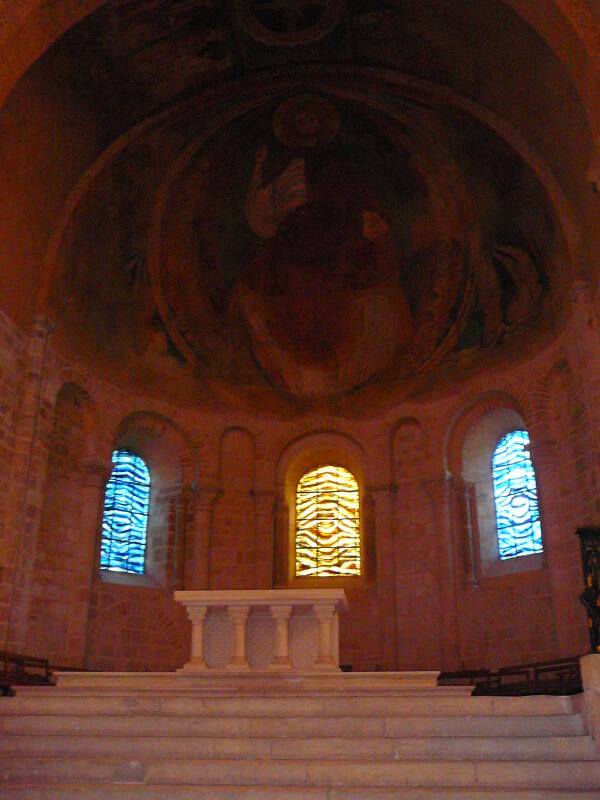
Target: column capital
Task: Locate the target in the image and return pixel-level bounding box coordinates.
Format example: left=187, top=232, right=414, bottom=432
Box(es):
left=529, top=440, right=557, bottom=470
left=313, top=603, right=336, bottom=619
left=228, top=604, right=251, bottom=621
left=31, top=314, right=56, bottom=337
left=368, top=484, right=396, bottom=514
left=177, top=484, right=194, bottom=505
left=193, top=486, right=221, bottom=511
left=270, top=604, right=293, bottom=620
left=81, top=460, right=111, bottom=489
left=571, top=279, right=591, bottom=306
left=187, top=604, right=208, bottom=624
left=253, top=488, right=276, bottom=515
left=422, top=473, right=451, bottom=505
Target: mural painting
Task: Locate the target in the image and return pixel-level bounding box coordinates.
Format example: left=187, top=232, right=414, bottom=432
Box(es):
left=155, top=93, right=477, bottom=400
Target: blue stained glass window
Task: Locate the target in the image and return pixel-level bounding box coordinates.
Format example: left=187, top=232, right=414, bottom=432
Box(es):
left=100, top=450, right=150, bottom=574
left=492, top=430, right=542, bottom=560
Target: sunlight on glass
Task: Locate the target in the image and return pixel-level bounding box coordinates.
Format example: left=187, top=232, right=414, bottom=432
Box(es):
left=296, top=465, right=360, bottom=577
left=100, top=450, right=150, bottom=574
left=492, top=430, right=542, bottom=560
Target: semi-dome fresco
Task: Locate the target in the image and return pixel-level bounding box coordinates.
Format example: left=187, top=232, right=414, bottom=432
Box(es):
left=50, top=80, right=557, bottom=412
left=153, top=91, right=552, bottom=402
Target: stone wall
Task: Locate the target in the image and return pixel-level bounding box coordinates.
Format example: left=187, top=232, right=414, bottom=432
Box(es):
left=0, top=297, right=596, bottom=672
left=0, top=308, right=26, bottom=644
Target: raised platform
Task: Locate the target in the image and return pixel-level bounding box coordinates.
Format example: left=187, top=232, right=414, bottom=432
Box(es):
left=52, top=669, right=461, bottom=696
left=1, top=671, right=598, bottom=798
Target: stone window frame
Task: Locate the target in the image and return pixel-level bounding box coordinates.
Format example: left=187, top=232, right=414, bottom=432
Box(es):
left=98, top=439, right=159, bottom=590
left=274, top=431, right=375, bottom=589
left=448, top=398, right=546, bottom=582
left=97, top=412, right=195, bottom=591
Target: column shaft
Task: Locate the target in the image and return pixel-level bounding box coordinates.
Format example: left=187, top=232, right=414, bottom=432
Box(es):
left=314, top=604, right=336, bottom=670
left=188, top=606, right=208, bottom=669
left=270, top=604, right=292, bottom=670
left=228, top=605, right=250, bottom=670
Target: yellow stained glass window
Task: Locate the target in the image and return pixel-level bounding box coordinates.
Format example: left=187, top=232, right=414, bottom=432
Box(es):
left=295, top=465, right=360, bottom=577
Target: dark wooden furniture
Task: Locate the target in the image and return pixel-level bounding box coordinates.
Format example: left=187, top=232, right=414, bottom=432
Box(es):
left=439, top=655, right=582, bottom=696
left=0, top=651, right=54, bottom=696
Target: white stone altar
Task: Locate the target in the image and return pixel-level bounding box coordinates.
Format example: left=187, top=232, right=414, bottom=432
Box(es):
left=174, top=589, right=348, bottom=672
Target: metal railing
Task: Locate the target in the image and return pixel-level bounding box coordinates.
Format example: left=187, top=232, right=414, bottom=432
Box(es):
left=439, top=655, right=582, bottom=695
left=0, top=651, right=54, bottom=696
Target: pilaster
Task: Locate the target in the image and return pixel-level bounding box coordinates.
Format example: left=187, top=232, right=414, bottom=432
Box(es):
left=80, top=460, right=111, bottom=668
left=187, top=486, right=221, bottom=590
left=423, top=474, right=461, bottom=671
left=370, top=484, right=397, bottom=670
left=253, top=489, right=275, bottom=588
left=4, top=316, right=55, bottom=652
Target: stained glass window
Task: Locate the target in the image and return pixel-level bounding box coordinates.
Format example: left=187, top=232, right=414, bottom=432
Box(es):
left=492, top=430, right=542, bottom=560
left=100, top=450, right=150, bottom=574
left=296, top=465, right=360, bottom=577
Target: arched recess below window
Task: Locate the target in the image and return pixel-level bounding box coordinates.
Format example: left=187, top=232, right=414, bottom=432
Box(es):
left=274, top=433, right=375, bottom=589
left=458, top=408, right=545, bottom=580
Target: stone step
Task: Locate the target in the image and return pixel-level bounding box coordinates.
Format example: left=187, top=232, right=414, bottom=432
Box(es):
left=1, top=786, right=599, bottom=800
left=0, top=733, right=595, bottom=761
left=2, top=691, right=574, bottom=718
left=2, top=756, right=600, bottom=790
left=0, top=712, right=584, bottom=738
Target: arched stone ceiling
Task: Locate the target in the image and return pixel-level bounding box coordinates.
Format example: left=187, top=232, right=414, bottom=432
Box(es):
left=0, top=0, right=599, bottom=416
left=39, top=72, right=563, bottom=414
left=1, top=0, right=598, bottom=129
left=1, top=0, right=596, bottom=327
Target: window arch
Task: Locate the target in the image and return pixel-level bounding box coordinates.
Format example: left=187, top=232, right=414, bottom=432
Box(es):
left=453, top=404, right=545, bottom=579
left=295, top=465, right=361, bottom=577
left=274, top=432, right=372, bottom=587
left=492, top=430, right=542, bottom=560
left=100, top=449, right=150, bottom=574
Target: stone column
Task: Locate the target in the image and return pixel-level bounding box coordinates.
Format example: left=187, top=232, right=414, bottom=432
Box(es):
left=270, top=604, right=293, bottom=670
left=371, top=485, right=398, bottom=670
left=424, top=474, right=461, bottom=671
left=530, top=439, right=576, bottom=654
left=314, top=603, right=337, bottom=670
left=80, top=461, right=110, bottom=668
left=3, top=316, right=54, bottom=652
left=273, top=494, right=289, bottom=587
left=227, top=605, right=250, bottom=670
left=186, top=487, right=220, bottom=590
left=253, top=489, right=275, bottom=588
left=570, top=282, right=600, bottom=491
left=186, top=605, right=208, bottom=670
left=447, top=473, right=479, bottom=586
left=173, top=486, right=192, bottom=591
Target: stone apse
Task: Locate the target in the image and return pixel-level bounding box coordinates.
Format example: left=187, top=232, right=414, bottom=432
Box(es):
left=0, top=0, right=600, bottom=675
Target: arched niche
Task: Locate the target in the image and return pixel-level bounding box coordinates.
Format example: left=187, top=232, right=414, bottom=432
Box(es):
left=446, top=393, right=545, bottom=579
left=100, top=410, right=196, bottom=589
left=274, top=430, right=374, bottom=589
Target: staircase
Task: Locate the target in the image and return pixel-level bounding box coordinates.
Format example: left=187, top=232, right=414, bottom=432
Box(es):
left=0, top=671, right=599, bottom=799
